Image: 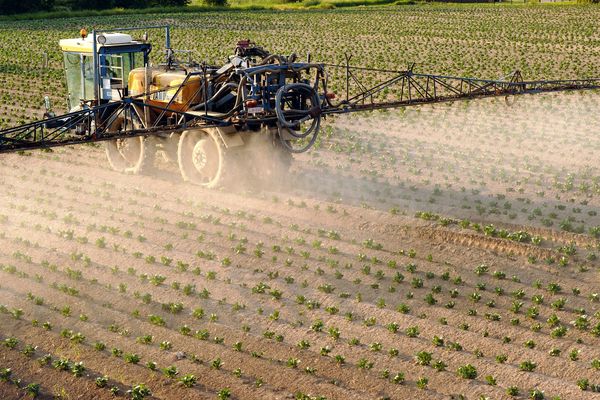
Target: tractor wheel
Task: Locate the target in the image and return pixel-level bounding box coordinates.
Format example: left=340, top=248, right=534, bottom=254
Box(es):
left=105, top=117, right=156, bottom=174
left=178, top=129, right=228, bottom=188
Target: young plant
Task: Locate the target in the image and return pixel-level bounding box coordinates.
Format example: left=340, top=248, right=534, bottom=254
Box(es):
left=180, top=374, right=197, bottom=388
left=457, top=364, right=477, bottom=379
left=432, top=360, right=447, bottom=372
left=162, top=365, right=179, bottom=378
left=519, top=360, right=537, bottom=372
left=0, top=368, right=11, bottom=382
left=25, top=383, right=41, bottom=398
left=415, top=351, right=432, bottom=366
left=124, top=353, right=140, bottom=364
left=95, top=376, right=109, bottom=388
left=128, top=384, right=151, bottom=400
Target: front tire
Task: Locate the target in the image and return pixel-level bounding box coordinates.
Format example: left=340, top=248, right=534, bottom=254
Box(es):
left=105, top=116, right=156, bottom=174
left=178, top=129, right=227, bottom=188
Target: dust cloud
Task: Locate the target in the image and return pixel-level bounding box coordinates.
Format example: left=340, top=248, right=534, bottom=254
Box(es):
left=288, top=91, right=600, bottom=233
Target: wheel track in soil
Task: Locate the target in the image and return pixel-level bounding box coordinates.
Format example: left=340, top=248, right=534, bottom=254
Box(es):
left=414, top=226, right=558, bottom=261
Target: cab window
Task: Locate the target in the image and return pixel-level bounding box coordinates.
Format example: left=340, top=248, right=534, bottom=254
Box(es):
left=63, top=52, right=95, bottom=108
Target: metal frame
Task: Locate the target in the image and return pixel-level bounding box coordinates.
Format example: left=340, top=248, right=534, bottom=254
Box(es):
left=321, top=63, right=600, bottom=113
left=0, top=98, right=224, bottom=153
left=1, top=52, right=599, bottom=154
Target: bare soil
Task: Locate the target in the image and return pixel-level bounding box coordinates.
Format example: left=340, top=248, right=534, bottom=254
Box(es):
left=1, top=93, right=600, bottom=399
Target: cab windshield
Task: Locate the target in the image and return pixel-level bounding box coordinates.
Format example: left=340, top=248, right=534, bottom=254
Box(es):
left=63, top=51, right=145, bottom=108
left=63, top=52, right=94, bottom=109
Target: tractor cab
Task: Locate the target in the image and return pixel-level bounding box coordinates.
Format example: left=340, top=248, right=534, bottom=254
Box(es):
left=59, top=30, right=151, bottom=110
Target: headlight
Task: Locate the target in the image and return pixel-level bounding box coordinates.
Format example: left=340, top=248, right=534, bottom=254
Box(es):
left=97, top=34, right=107, bottom=45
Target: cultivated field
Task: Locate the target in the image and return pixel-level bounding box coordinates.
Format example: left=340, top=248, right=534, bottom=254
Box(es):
left=2, top=4, right=600, bottom=400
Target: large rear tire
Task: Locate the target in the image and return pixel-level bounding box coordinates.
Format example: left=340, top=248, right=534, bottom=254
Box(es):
left=105, top=116, right=156, bottom=174
left=178, top=129, right=227, bottom=188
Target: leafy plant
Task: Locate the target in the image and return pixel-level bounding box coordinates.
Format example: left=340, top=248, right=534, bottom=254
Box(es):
left=71, top=361, right=85, bottom=377
left=405, top=326, right=420, bottom=338
left=218, top=388, right=231, bottom=399
left=507, top=386, right=520, bottom=396
left=128, top=384, right=151, bottom=400
left=95, top=376, right=109, bottom=388
left=180, top=374, right=197, bottom=388
left=162, top=365, right=179, bottom=378
left=432, top=360, right=447, bottom=372
left=392, top=372, right=405, bottom=384
left=457, top=364, right=477, bottom=379
left=25, top=382, right=41, bottom=398
left=0, top=368, right=11, bottom=382
left=415, top=351, right=432, bottom=366
left=124, top=353, right=140, bottom=364
left=519, top=360, right=537, bottom=372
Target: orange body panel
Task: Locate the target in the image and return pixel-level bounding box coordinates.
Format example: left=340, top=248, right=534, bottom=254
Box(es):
left=128, top=68, right=202, bottom=113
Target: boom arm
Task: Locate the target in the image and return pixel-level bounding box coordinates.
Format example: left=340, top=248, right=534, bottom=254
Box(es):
left=321, top=66, right=600, bottom=113
left=0, top=63, right=598, bottom=154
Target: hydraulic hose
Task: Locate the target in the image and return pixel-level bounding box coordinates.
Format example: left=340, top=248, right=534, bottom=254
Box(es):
left=278, top=125, right=320, bottom=154
left=190, top=83, right=238, bottom=111
left=274, top=83, right=321, bottom=139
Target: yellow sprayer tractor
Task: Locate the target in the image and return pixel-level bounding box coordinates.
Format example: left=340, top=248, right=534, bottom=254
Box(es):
left=1, top=25, right=599, bottom=187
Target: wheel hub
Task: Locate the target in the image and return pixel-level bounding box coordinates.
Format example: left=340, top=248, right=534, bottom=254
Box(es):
left=116, top=138, right=128, bottom=152
left=115, top=138, right=140, bottom=164
left=192, top=139, right=209, bottom=172
left=179, top=130, right=223, bottom=187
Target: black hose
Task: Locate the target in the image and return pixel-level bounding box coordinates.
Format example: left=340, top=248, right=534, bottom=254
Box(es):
left=274, top=83, right=321, bottom=139
left=258, top=54, right=282, bottom=65
left=277, top=125, right=320, bottom=154
left=190, top=83, right=238, bottom=111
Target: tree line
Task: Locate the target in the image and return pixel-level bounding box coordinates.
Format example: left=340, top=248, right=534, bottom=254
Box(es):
left=0, top=0, right=191, bottom=15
